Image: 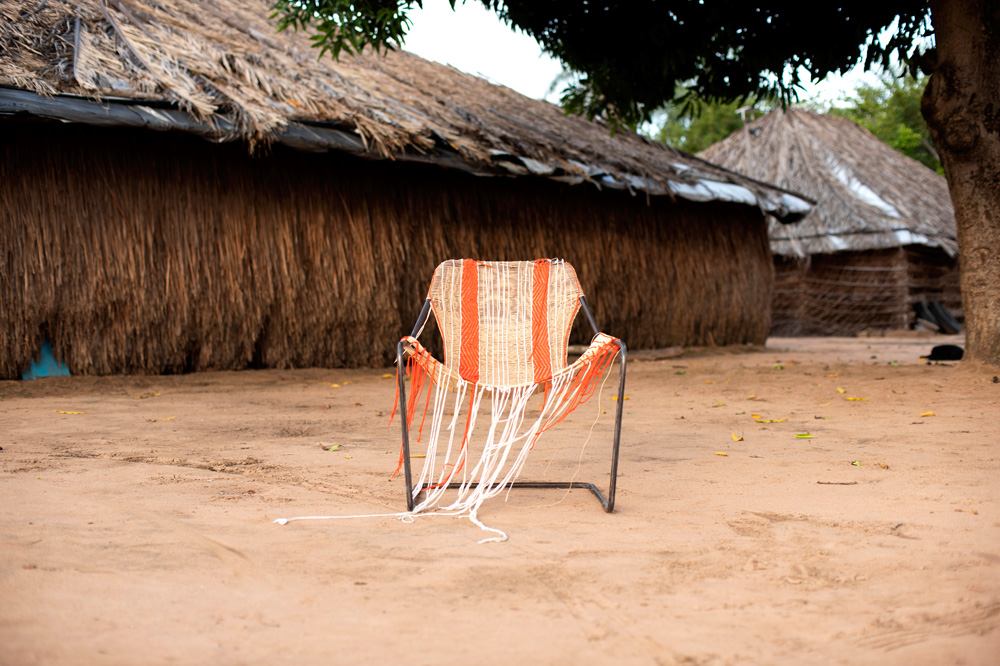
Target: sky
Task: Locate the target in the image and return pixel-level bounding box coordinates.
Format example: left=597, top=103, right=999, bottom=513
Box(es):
left=403, top=2, right=565, bottom=102
left=403, top=2, right=882, bottom=107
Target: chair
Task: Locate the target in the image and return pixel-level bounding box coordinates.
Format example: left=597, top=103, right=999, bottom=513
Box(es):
left=392, top=259, right=626, bottom=537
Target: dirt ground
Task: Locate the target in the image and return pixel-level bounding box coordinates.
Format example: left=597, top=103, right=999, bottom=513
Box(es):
left=1, top=333, right=998, bottom=665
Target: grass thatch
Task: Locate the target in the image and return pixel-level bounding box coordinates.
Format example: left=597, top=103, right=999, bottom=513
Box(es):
left=771, top=248, right=963, bottom=337
left=0, top=0, right=807, bottom=219
left=699, top=108, right=960, bottom=336
left=904, top=246, right=962, bottom=315
left=0, top=122, right=775, bottom=378
left=698, top=108, right=957, bottom=257
left=1, top=0, right=796, bottom=374
left=772, top=251, right=908, bottom=336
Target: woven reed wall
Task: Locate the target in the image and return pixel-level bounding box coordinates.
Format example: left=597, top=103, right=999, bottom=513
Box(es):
left=904, top=246, right=963, bottom=321
left=1, top=122, right=774, bottom=378
left=768, top=246, right=963, bottom=337
left=802, top=250, right=909, bottom=335
left=771, top=255, right=807, bottom=336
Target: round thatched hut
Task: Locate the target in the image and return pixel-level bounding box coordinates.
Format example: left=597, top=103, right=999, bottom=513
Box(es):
left=0, top=0, right=809, bottom=378
left=699, top=108, right=959, bottom=336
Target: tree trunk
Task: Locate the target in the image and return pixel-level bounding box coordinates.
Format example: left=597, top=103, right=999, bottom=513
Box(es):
left=923, top=0, right=1000, bottom=367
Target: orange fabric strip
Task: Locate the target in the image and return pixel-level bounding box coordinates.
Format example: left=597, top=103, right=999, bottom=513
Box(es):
left=458, top=258, right=480, bottom=383
left=392, top=352, right=423, bottom=479
left=531, top=260, right=551, bottom=383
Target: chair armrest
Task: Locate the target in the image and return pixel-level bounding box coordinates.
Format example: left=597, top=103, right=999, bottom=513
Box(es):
left=579, top=296, right=601, bottom=337
left=411, top=299, right=432, bottom=338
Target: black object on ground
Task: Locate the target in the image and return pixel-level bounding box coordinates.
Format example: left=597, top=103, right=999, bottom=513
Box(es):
left=927, top=344, right=964, bottom=361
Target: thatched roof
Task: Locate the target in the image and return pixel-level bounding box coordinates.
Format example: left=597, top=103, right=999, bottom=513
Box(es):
left=0, top=0, right=810, bottom=221
left=698, top=108, right=957, bottom=257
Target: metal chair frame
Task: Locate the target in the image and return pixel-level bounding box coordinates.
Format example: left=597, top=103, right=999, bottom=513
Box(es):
left=395, top=295, right=627, bottom=513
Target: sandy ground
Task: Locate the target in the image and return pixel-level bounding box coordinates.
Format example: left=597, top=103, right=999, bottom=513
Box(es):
left=1, top=333, right=998, bottom=666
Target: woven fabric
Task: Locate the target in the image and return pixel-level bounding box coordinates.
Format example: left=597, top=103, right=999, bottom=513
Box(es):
left=426, top=259, right=582, bottom=388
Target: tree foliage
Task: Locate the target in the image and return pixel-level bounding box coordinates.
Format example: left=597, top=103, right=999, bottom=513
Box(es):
left=270, top=1, right=933, bottom=128
left=653, top=96, right=771, bottom=155
left=270, top=0, right=419, bottom=59
left=829, top=74, right=942, bottom=173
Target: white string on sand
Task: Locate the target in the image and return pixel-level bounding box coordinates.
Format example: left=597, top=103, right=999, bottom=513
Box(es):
left=273, top=513, right=406, bottom=525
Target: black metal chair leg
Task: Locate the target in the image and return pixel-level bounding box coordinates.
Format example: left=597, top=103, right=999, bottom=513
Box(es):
left=397, top=300, right=432, bottom=512
left=416, top=481, right=613, bottom=510
left=606, top=339, right=627, bottom=513
left=397, top=340, right=414, bottom=511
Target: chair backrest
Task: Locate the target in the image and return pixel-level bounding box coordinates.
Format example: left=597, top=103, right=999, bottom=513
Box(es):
left=426, top=259, right=583, bottom=387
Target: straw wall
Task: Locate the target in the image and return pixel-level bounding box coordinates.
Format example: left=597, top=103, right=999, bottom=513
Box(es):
left=771, top=256, right=807, bottom=336
left=904, top=246, right=963, bottom=320
left=1, top=122, right=774, bottom=377
left=768, top=246, right=962, bottom=337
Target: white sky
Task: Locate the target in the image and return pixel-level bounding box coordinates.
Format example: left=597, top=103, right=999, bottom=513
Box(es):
left=403, top=2, right=565, bottom=101
left=403, top=2, right=880, bottom=106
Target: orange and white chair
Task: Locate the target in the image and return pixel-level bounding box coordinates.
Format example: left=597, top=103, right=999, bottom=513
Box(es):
left=392, top=259, right=627, bottom=542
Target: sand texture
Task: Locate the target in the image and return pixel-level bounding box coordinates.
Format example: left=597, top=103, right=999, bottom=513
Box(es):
left=1, top=334, right=998, bottom=665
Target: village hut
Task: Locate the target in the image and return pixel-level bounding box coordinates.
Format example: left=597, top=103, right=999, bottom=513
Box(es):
left=0, top=0, right=810, bottom=378
left=699, top=108, right=959, bottom=336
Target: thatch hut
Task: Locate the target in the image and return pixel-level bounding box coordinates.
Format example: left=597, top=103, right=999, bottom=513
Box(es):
left=0, top=0, right=810, bottom=378
left=699, top=108, right=959, bottom=336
